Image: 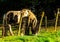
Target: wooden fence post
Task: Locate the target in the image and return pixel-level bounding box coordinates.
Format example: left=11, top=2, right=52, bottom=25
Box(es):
left=39, top=11, right=44, bottom=33
left=45, top=16, right=48, bottom=31
left=55, top=8, right=60, bottom=31
left=18, top=13, right=22, bottom=36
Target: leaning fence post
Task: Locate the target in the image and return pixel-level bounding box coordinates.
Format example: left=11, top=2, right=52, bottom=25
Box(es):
left=39, top=11, right=44, bottom=33
left=55, top=8, right=60, bottom=31
left=18, top=12, right=22, bottom=36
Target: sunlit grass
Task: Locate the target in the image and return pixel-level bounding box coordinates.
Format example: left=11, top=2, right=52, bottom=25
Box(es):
left=0, top=26, right=60, bottom=42
left=0, top=30, right=60, bottom=42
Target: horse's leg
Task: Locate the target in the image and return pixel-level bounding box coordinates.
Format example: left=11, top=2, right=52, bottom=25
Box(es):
left=25, top=17, right=29, bottom=35
left=31, top=27, right=38, bottom=35
left=2, top=25, right=8, bottom=37
left=8, top=24, right=14, bottom=36
left=2, top=26, right=5, bottom=37
left=2, top=14, right=8, bottom=37
left=21, top=21, right=25, bottom=36
left=21, top=17, right=28, bottom=36
left=31, top=20, right=38, bottom=35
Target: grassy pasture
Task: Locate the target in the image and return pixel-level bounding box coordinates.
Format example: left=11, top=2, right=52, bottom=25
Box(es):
left=0, top=26, right=60, bottom=42
left=0, top=30, right=60, bottom=42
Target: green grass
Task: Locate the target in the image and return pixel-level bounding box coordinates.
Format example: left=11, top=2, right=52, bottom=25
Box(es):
left=0, top=26, right=60, bottom=42
left=0, top=30, right=60, bottom=42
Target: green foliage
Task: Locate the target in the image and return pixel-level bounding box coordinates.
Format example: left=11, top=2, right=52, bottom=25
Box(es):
left=0, top=30, right=60, bottom=42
